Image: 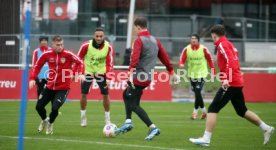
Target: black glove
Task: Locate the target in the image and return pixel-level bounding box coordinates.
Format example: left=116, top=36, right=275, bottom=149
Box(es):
left=127, top=80, right=135, bottom=89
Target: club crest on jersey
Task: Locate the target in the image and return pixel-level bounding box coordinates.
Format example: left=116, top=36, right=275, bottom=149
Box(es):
left=60, top=57, right=66, bottom=63
left=49, top=58, right=55, bottom=62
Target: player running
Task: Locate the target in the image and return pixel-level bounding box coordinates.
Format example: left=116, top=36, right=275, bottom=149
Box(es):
left=115, top=17, right=180, bottom=140
left=77, top=27, right=114, bottom=126
left=31, top=36, right=50, bottom=98
left=179, top=33, right=215, bottom=120
left=189, top=25, right=274, bottom=146
left=29, top=35, right=85, bottom=135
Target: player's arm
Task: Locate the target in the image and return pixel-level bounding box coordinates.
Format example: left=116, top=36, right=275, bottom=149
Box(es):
left=77, top=41, right=89, bottom=60
left=128, top=38, right=142, bottom=71
left=31, top=49, right=38, bottom=69
left=156, top=39, right=174, bottom=74
left=128, top=38, right=143, bottom=81
left=179, top=47, right=187, bottom=68
left=156, top=39, right=180, bottom=84
left=29, top=53, right=47, bottom=89
left=203, top=47, right=216, bottom=75
left=218, top=42, right=235, bottom=89
left=106, top=45, right=114, bottom=73
left=71, top=52, right=85, bottom=82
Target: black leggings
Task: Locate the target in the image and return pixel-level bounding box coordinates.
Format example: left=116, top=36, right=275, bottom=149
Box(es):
left=123, top=84, right=153, bottom=127
left=36, top=87, right=69, bottom=123
left=35, top=78, right=47, bottom=98
left=190, top=78, right=205, bottom=109
left=208, top=87, right=248, bottom=117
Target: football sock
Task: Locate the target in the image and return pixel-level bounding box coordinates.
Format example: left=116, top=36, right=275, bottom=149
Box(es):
left=193, top=108, right=199, bottom=114
left=80, top=110, right=86, bottom=117
left=105, top=111, right=110, bottom=122
left=203, top=130, right=212, bottom=141
left=259, top=121, right=271, bottom=131
left=149, top=124, right=156, bottom=129
left=201, top=107, right=207, bottom=114
left=125, top=119, right=132, bottom=124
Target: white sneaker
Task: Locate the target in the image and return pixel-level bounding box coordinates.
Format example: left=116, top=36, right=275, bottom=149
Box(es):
left=264, top=126, right=274, bottom=145
left=81, top=115, right=87, bottom=127
left=46, top=122, right=53, bottom=135
left=189, top=137, right=210, bottom=147
left=38, top=117, right=49, bottom=132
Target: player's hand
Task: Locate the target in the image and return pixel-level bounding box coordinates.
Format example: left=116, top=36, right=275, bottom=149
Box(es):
left=127, top=80, right=135, bottom=89
left=170, top=73, right=180, bottom=85
left=78, top=74, right=85, bottom=83
left=179, top=64, right=185, bottom=68
left=29, top=80, right=36, bottom=89
left=222, top=80, right=229, bottom=91
left=71, top=75, right=75, bottom=81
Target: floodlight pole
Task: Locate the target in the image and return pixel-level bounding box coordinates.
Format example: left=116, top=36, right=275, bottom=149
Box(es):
left=122, top=0, right=135, bottom=65
left=126, top=0, right=136, bottom=49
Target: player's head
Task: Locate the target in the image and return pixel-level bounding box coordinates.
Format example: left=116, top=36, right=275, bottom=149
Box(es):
left=51, top=35, right=63, bottom=53
left=93, top=27, right=105, bottom=44
left=190, top=33, right=200, bottom=46
left=39, top=36, right=48, bottom=47
left=134, top=17, right=147, bottom=34
left=210, top=25, right=225, bottom=42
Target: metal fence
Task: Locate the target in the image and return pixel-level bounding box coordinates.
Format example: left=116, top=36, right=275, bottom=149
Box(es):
left=1, top=13, right=276, bottom=65
left=28, top=13, right=276, bottom=41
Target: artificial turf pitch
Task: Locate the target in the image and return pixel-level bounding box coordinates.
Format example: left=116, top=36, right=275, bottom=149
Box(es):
left=0, top=101, right=275, bottom=150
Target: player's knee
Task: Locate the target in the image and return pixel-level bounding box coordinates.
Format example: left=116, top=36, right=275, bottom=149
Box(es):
left=236, top=109, right=247, bottom=117
left=208, top=105, right=219, bottom=113
left=36, top=104, right=43, bottom=111
left=52, top=105, right=60, bottom=113
left=194, top=88, right=202, bottom=94
left=100, top=89, right=108, bottom=95
left=81, top=94, right=87, bottom=99
left=131, top=105, right=139, bottom=112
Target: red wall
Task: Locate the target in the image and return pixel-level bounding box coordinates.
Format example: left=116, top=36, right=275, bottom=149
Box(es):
left=1, top=69, right=275, bottom=102
left=243, top=73, right=276, bottom=102
left=0, top=69, right=171, bottom=101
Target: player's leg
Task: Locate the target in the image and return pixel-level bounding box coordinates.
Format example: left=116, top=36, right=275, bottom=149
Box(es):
left=190, top=78, right=198, bottom=119
left=35, top=78, right=47, bottom=98
left=116, top=85, right=153, bottom=134
left=192, top=78, right=207, bottom=119
left=116, top=82, right=160, bottom=140
left=47, top=90, right=69, bottom=135
left=198, top=78, right=207, bottom=119
left=123, top=88, right=132, bottom=120
left=35, top=87, right=54, bottom=132
left=189, top=87, right=233, bottom=146
left=80, top=74, right=93, bottom=127
left=115, top=87, right=135, bottom=135
left=131, top=86, right=160, bottom=140
left=96, top=76, right=111, bottom=124
left=116, top=86, right=139, bottom=134
left=130, top=86, right=154, bottom=127
left=231, top=87, right=274, bottom=145
left=124, top=84, right=160, bottom=140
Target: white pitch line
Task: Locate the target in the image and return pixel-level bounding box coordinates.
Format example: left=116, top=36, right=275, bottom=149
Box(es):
left=0, top=135, right=187, bottom=150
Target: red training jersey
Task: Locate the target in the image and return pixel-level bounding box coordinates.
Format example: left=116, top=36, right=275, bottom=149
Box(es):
left=215, top=36, right=244, bottom=87
left=30, top=48, right=84, bottom=90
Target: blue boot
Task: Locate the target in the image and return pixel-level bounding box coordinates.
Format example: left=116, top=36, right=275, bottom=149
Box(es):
left=115, top=123, right=133, bottom=135
left=145, top=128, right=160, bottom=140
